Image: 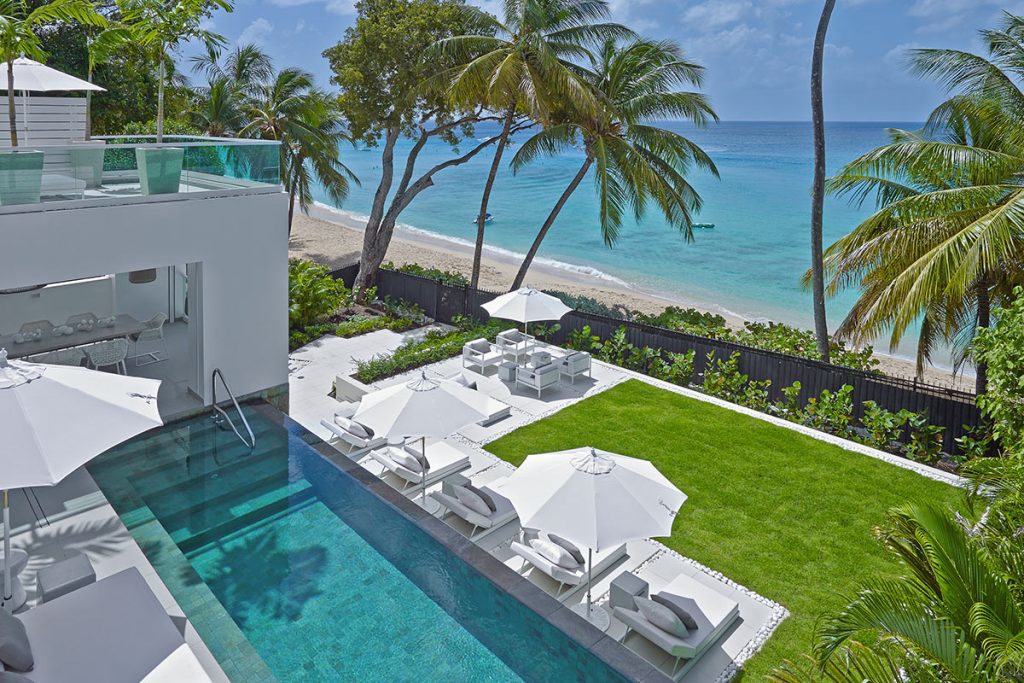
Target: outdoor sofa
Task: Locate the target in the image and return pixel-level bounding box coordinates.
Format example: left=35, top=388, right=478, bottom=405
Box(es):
left=462, top=338, right=503, bottom=373
left=0, top=567, right=211, bottom=683
left=367, top=441, right=471, bottom=493
left=510, top=528, right=627, bottom=601
left=613, top=573, right=740, bottom=679
left=430, top=475, right=517, bottom=540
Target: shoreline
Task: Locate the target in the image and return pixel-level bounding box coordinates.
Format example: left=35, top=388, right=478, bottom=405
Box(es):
left=291, top=204, right=974, bottom=391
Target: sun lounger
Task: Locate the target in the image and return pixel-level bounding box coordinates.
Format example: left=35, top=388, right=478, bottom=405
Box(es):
left=443, top=373, right=511, bottom=425
left=320, top=408, right=385, bottom=454
left=509, top=528, right=627, bottom=601
left=3, top=567, right=212, bottom=683
left=613, top=573, right=740, bottom=679
left=430, top=475, right=517, bottom=540
left=367, top=441, right=471, bottom=492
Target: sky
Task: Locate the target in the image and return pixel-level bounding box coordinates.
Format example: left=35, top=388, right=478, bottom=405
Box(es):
left=200, top=0, right=1024, bottom=121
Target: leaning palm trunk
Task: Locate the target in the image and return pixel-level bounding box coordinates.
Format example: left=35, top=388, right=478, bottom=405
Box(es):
left=7, top=60, right=17, bottom=147
left=810, top=0, right=836, bottom=362
left=511, top=157, right=592, bottom=290
left=156, top=51, right=166, bottom=143
left=975, top=274, right=990, bottom=394
left=471, top=106, right=515, bottom=290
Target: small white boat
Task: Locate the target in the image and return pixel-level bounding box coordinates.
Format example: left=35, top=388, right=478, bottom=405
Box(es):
left=693, top=222, right=715, bottom=229
left=470, top=213, right=494, bottom=225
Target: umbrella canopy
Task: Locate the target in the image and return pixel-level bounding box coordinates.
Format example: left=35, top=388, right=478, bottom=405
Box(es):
left=0, top=349, right=162, bottom=610
left=481, top=288, right=571, bottom=326
left=1, top=58, right=105, bottom=92
left=501, top=447, right=686, bottom=553
left=353, top=371, right=490, bottom=439
left=0, top=351, right=162, bottom=489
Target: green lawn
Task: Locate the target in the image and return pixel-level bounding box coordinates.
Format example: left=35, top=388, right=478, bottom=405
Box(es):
left=485, top=380, right=963, bottom=680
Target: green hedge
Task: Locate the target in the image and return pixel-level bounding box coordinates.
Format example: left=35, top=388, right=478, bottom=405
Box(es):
left=354, top=321, right=503, bottom=383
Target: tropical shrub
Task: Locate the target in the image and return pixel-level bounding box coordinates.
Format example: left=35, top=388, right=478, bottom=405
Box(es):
left=803, top=385, right=855, bottom=437
left=701, top=352, right=749, bottom=403
left=288, top=258, right=351, bottom=329
left=857, top=401, right=910, bottom=452
left=595, top=326, right=635, bottom=367
left=566, top=325, right=601, bottom=353
left=545, top=291, right=628, bottom=319
left=974, top=287, right=1024, bottom=453
left=382, top=261, right=470, bottom=287
left=649, top=350, right=696, bottom=386
left=353, top=321, right=503, bottom=383
left=774, top=381, right=804, bottom=423
left=634, top=306, right=731, bottom=338
left=903, top=412, right=945, bottom=464
left=527, top=322, right=561, bottom=341
left=954, top=424, right=994, bottom=461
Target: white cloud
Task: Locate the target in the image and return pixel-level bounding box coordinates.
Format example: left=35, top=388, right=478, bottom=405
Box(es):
left=237, top=17, right=273, bottom=46
left=683, top=1, right=752, bottom=31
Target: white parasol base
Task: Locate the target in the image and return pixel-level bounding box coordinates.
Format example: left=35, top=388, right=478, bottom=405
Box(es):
left=570, top=603, right=610, bottom=632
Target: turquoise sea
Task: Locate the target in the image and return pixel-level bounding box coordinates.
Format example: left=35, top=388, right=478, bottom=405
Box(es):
left=314, top=121, right=924, bottom=358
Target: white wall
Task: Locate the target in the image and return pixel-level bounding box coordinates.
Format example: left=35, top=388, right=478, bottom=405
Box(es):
left=0, top=191, right=289, bottom=403
left=0, top=276, right=114, bottom=335
left=0, top=96, right=87, bottom=146
left=114, top=269, right=170, bottom=322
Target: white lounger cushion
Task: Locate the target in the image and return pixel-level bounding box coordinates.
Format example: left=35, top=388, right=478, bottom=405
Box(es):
left=16, top=567, right=212, bottom=683
left=369, top=442, right=471, bottom=488
left=319, top=418, right=385, bottom=452
left=510, top=532, right=627, bottom=592
left=430, top=477, right=518, bottom=536
left=614, top=573, right=740, bottom=661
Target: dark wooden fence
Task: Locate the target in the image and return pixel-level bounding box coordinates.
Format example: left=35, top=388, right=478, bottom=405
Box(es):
left=333, top=264, right=981, bottom=454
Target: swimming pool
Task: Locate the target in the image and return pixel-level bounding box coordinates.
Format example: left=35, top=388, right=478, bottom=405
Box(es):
left=88, top=405, right=635, bottom=682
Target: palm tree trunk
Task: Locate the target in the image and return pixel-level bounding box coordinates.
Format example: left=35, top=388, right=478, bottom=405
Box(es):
left=287, top=182, right=297, bottom=237
left=975, top=274, right=990, bottom=395
left=471, top=107, right=515, bottom=290
left=7, top=60, right=17, bottom=147
left=156, top=51, right=166, bottom=144
left=810, top=0, right=836, bottom=363
left=511, top=157, right=592, bottom=291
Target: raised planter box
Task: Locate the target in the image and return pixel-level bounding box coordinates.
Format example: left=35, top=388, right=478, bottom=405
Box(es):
left=135, top=147, right=183, bottom=195
left=0, top=149, right=44, bottom=205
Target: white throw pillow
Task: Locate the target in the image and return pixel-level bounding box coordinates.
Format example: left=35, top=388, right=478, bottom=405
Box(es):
left=453, top=485, right=491, bottom=517
left=529, top=538, right=580, bottom=570
left=389, top=448, right=422, bottom=473
left=635, top=597, right=688, bottom=638
left=542, top=533, right=585, bottom=565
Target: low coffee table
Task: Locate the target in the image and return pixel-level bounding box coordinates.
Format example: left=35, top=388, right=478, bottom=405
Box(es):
left=498, top=361, right=517, bottom=383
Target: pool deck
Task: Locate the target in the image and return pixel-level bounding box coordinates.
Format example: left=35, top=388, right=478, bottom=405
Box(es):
left=4, top=467, right=231, bottom=681
left=288, top=329, right=789, bottom=683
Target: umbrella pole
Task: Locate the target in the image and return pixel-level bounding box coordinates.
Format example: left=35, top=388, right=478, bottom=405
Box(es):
left=587, top=547, right=592, bottom=617
left=2, top=490, right=11, bottom=606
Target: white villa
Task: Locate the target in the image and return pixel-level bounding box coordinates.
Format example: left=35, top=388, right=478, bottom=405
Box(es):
left=0, top=96, right=289, bottom=417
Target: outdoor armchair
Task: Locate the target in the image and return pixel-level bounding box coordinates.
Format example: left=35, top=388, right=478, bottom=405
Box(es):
left=496, top=329, right=536, bottom=361
left=559, top=351, right=592, bottom=383
left=516, top=362, right=560, bottom=397
left=462, top=338, right=503, bottom=373
left=84, top=338, right=129, bottom=374
left=613, top=573, right=740, bottom=679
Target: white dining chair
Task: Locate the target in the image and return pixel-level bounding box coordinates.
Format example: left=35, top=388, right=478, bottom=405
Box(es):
left=130, top=312, right=168, bottom=366
left=85, top=339, right=129, bottom=374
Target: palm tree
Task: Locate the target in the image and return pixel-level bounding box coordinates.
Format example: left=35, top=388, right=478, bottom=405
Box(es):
left=508, top=38, right=718, bottom=290
left=190, top=75, right=243, bottom=136
left=118, top=0, right=231, bottom=142
left=191, top=42, right=272, bottom=97
left=810, top=0, right=836, bottom=363
left=0, top=0, right=106, bottom=146
left=771, top=503, right=1024, bottom=682
left=821, top=96, right=1024, bottom=391
left=241, top=67, right=357, bottom=234
left=431, top=0, right=631, bottom=290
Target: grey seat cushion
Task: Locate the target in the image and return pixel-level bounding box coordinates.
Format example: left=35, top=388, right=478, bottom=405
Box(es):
left=0, top=608, right=32, bottom=672
left=469, top=339, right=492, bottom=354
left=653, top=592, right=698, bottom=630
left=464, top=483, right=496, bottom=512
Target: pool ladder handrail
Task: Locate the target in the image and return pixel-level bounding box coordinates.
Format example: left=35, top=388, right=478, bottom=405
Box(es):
left=211, top=368, right=256, bottom=450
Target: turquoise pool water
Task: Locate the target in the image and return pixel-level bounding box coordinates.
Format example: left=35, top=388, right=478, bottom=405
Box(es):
left=88, top=408, right=628, bottom=682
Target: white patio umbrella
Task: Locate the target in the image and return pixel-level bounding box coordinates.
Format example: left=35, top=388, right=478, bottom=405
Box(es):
left=2, top=58, right=105, bottom=143
left=353, top=372, right=489, bottom=506
left=500, top=447, right=686, bottom=626
left=0, top=349, right=162, bottom=611
left=481, top=288, right=571, bottom=332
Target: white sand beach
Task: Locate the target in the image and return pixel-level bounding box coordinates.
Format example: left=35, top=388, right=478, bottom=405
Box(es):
left=289, top=205, right=974, bottom=391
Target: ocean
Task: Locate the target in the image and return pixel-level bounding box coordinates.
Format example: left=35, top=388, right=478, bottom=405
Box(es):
left=313, top=120, right=924, bottom=358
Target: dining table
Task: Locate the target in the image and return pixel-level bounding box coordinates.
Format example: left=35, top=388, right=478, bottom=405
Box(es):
left=0, top=314, right=146, bottom=360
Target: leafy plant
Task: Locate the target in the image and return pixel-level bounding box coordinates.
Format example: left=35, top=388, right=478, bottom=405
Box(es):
left=954, top=423, right=994, bottom=461
left=774, top=381, right=804, bottom=423
left=973, top=286, right=1024, bottom=453
left=634, top=306, right=730, bottom=339
left=566, top=325, right=600, bottom=353
left=527, top=322, right=561, bottom=342
left=382, top=261, right=469, bottom=287
left=701, top=352, right=748, bottom=403
left=649, top=350, right=695, bottom=386
left=288, top=259, right=350, bottom=329
left=595, top=326, right=635, bottom=367
left=354, top=321, right=503, bottom=383
left=903, top=412, right=945, bottom=464
left=741, top=379, right=773, bottom=412
left=803, top=385, right=855, bottom=437
left=856, top=401, right=910, bottom=452
left=545, top=290, right=628, bottom=320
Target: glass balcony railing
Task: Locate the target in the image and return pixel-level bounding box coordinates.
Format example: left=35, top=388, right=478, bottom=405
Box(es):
left=0, top=136, right=280, bottom=210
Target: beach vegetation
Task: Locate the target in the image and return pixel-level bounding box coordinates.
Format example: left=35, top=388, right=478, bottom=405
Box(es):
left=486, top=379, right=963, bottom=681
left=856, top=401, right=910, bottom=452
left=803, top=384, right=855, bottom=438
left=0, top=0, right=107, bottom=145
left=544, top=290, right=630, bottom=319
left=323, top=0, right=505, bottom=299
left=822, top=13, right=1024, bottom=391
left=381, top=261, right=470, bottom=287
left=430, top=0, right=627, bottom=289
left=509, top=37, right=718, bottom=289
left=973, top=288, right=1024, bottom=454
left=288, top=258, right=352, bottom=329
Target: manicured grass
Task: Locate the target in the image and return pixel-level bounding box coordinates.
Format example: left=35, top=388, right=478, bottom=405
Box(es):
left=485, top=380, right=963, bottom=680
